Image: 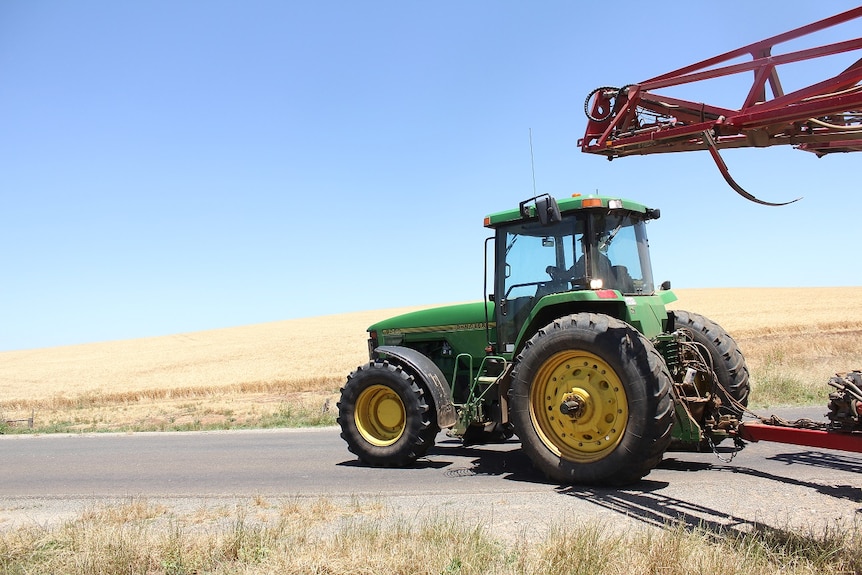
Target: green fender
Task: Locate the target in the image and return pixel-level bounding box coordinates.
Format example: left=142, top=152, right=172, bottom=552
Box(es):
left=375, top=345, right=457, bottom=429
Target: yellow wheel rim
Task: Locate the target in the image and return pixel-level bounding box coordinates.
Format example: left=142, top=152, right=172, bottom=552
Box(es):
left=530, top=350, right=628, bottom=463
left=355, top=384, right=406, bottom=446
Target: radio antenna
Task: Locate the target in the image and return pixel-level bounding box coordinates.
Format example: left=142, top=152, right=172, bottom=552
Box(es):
left=529, top=128, right=538, bottom=195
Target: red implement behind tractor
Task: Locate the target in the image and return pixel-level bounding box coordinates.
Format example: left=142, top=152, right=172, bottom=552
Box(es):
left=579, top=7, right=862, bottom=205
left=736, top=372, right=862, bottom=454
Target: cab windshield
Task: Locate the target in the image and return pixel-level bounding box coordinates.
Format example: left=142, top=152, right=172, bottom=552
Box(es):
left=494, top=210, right=655, bottom=349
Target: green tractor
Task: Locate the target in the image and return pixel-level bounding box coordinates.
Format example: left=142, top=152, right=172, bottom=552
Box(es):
left=338, top=194, right=749, bottom=485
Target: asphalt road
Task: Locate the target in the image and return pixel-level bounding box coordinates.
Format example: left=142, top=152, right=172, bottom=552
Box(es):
left=2, top=408, right=860, bottom=536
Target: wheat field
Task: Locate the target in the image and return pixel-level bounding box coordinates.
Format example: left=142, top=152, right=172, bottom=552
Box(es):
left=1, top=288, right=861, bottom=432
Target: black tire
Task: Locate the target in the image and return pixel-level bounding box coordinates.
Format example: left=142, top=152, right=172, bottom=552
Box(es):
left=673, top=310, right=750, bottom=414
left=510, top=313, right=674, bottom=485
left=337, top=360, right=436, bottom=467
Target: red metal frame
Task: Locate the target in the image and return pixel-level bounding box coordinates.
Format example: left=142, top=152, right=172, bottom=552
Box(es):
left=738, top=422, right=862, bottom=454
left=580, top=8, right=862, bottom=171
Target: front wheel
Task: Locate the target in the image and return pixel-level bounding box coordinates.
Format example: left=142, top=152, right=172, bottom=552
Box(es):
left=338, top=360, right=438, bottom=467
left=510, top=313, right=674, bottom=485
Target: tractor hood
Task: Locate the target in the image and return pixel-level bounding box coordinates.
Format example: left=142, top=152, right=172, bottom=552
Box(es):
left=369, top=301, right=493, bottom=336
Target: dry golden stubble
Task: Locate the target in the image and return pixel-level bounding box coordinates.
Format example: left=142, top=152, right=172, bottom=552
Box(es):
left=2, top=288, right=862, bottom=427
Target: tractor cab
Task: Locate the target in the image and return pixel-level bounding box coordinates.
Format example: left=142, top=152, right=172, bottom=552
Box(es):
left=485, top=195, right=661, bottom=353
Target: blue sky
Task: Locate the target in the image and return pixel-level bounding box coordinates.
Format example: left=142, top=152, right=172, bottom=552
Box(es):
left=2, top=1, right=860, bottom=350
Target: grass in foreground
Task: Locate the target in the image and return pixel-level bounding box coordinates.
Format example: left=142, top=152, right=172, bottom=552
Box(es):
left=1, top=498, right=860, bottom=575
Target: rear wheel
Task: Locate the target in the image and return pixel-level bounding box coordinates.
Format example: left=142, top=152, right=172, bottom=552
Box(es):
left=673, top=310, right=750, bottom=414
left=338, top=360, right=436, bottom=467
left=510, top=313, right=674, bottom=485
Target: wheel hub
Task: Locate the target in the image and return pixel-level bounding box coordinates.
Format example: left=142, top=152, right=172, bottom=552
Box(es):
left=530, top=350, right=629, bottom=462
left=375, top=397, right=403, bottom=428
left=559, top=389, right=591, bottom=420
left=354, top=384, right=406, bottom=447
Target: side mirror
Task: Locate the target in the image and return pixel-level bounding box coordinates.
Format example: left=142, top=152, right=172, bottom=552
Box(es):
left=536, top=196, right=562, bottom=226
left=519, top=194, right=562, bottom=226
left=660, top=280, right=672, bottom=290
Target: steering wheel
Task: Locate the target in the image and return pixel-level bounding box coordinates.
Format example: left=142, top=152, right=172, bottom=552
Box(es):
left=546, top=265, right=587, bottom=289
left=546, top=265, right=573, bottom=282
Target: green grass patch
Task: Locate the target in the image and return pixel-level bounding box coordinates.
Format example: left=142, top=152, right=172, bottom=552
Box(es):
left=750, top=371, right=824, bottom=408
left=256, top=403, right=336, bottom=428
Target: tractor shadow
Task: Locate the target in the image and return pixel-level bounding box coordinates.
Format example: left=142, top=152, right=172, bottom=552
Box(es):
left=339, top=439, right=862, bottom=510
left=658, top=452, right=862, bottom=504
left=423, top=439, right=862, bottom=517
left=767, top=450, right=862, bottom=474
left=556, top=483, right=827, bottom=548
left=337, top=458, right=452, bottom=470
left=334, top=436, right=542, bottom=477
left=424, top=437, right=551, bottom=483
left=559, top=481, right=738, bottom=533
left=724, top=454, right=862, bottom=503
left=560, top=452, right=861, bottom=539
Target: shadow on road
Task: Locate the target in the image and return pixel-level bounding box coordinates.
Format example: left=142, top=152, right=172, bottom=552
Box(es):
left=336, top=458, right=452, bottom=470
left=427, top=439, right=551, bottom=483
left=768, top=450, right=862, bottom=474
left=660, top=450, right=862, bottom=503
left=559, top=482, right=741, bottom=534
left=427, top=441, right=862, bottom=529
left=337, top=439, right=862, bottom=515
left=336, top=437, right=554, bottom=483
left=555, top=483, right=827, bottom=550
left=719, top=459, right=862, bottom=504
left=557, top=449, right=862, bottom=538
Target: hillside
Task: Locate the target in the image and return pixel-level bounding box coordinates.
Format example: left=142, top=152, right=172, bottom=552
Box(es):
left=2, top=288, right=861, bottom=432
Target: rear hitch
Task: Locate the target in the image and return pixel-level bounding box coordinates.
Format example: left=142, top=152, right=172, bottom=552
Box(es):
left=827, top=371, right=862, bottom=431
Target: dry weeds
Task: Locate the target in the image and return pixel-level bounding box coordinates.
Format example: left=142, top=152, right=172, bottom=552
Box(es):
left=1, top=496, right=859, bottom=574
left=1, top=288, right=861, bottom=431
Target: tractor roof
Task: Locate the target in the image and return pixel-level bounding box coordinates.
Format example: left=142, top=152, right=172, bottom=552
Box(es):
left=483, top=195, right=654, bottom=228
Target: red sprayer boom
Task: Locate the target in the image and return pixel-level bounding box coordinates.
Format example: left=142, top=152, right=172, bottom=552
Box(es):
left=579, top=7, right=862, bottom=205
